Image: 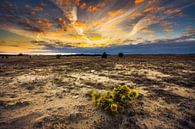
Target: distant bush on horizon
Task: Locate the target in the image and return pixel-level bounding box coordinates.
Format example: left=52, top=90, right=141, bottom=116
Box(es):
left=118, top=53, right=124, bottom=58
left=56, top=54, right=61, bottom=59
left=102, top=52, right=107, bottom=58
left=18, top=53, right=24, bottom=56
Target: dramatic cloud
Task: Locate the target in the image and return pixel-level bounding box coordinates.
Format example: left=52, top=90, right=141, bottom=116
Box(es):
left=0, top=0, right=194, bottom=52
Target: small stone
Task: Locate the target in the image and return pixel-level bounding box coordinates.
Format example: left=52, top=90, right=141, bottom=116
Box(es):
left=91, top=70, right=95, bottom=73
left=72, top=95, right=79, bottom=99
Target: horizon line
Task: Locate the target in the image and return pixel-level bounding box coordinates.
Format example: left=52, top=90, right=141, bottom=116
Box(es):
left=0, top=52, right=195, bottom=56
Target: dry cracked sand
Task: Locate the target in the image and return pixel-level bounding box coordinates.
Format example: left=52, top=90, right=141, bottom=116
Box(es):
left=0, top=55, right=194, bottom=129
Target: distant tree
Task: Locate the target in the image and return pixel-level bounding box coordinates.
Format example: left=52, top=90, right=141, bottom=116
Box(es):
left=102, top=52, right=107, bottom=59
left=5, top=56, right=8, bottom=59
left=18, top=53, right=23, bottom=56
left=56, top=54, right=61, bottom=59
left=29, top=56, right=32, bottom=58
left=1, top=56, right=4, bottom=59
left=118, top=53, right=124, bottom=58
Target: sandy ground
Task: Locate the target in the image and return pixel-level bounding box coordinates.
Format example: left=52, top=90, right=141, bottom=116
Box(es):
left=0, top=55, right=194, bottom=129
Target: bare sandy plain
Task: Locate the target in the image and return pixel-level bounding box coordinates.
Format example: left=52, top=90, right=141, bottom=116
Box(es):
left=0, top=55, right=194, bottom=129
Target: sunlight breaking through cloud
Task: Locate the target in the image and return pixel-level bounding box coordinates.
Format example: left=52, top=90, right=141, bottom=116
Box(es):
left=0, top=0, right=194, bottom=50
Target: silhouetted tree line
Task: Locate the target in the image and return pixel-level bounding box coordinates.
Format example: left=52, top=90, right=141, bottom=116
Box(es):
left=0, top=52, right=125, bottom=59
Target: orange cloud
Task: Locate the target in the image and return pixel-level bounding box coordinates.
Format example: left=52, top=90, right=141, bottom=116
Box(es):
left=32, top=7, right=43, bottom=14
left=107, top=9, right=125, bottom=18
left=88, top=2, right=106, bottom=13
left=79, top=2, right=87, bottom=9
left=88, top=5, right=99, bottom=12
left=24, top=4, right=44, bottom=14
left=159, top=20, right=174, bottom=27
left=141, top=29, right=154, bottom=33
left=36, top=19, right=53, bottom=28
left=56, top=17, right=65, bottom=24
left=69, top=21, right=88, bottom=29
left=135, top=0, right=144, bottom=4
left=163, top=28, right=173, bottom=33
left=164, top=9, right=182, bottom=16
left=144, top=6, right=161, bottom=13
left=148, top=0, right=156, bottom=4
left=52, top=0, right=80, bottom=6
left=0, top=23, right=8, bottom=28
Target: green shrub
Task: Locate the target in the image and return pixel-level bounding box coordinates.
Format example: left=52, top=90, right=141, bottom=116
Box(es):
left=92, top=85, right=138, bottom=115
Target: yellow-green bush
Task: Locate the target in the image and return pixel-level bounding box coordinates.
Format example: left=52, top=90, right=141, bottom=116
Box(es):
left=92, top=85, right=138, bottom=114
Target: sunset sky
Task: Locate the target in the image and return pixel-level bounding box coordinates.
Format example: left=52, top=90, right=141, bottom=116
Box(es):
left=0, top=0, right=195, bottom=54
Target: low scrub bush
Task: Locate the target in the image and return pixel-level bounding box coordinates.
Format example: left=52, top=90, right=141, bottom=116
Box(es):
left=92, top=85, right=138, bottom=115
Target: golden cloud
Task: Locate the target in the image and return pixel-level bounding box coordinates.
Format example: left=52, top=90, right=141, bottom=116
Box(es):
left=144, top=6, right=161, bottom=13
left=141, top=29, right=154, bottom=33
left=36, top=19, right=53, bottom=28
left=163, top=28, right=173, bottom=33
left=107, top=9, right=125, bottom=18
left=0, top=41, right=43, bottom=53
